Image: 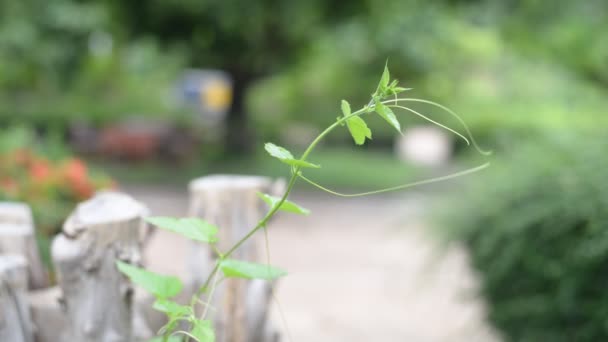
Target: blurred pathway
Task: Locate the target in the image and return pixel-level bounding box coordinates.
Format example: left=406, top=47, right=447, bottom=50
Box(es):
left=123, top=184, right=498, bottom=342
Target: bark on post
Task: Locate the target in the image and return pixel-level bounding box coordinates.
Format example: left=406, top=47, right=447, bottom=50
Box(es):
left=188, top=175, right=284, bottom=342
left=0, top=202, right=48, bottom=289
left=51, top=192, right=148, bottom=342
left=0, top=254, right=34, bottom=342
left=28, top=286, right=66, bottom=342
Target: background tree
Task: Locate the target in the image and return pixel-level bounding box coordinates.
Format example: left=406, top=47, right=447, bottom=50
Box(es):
left=105, top=0, right=367, bottom=153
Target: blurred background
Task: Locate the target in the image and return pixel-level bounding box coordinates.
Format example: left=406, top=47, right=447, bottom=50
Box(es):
left=1, top=0, right=607, bottom=341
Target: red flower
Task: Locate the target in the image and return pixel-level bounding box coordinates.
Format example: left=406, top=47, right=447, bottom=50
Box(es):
left=29, top=159, right=51, bottom=181
left=0, top=178, right=19, bottom=196
left=62, top=158, right=95, bottom=199
left=72, top=179, right=95, bottom=199
left=64, top=158, right=88, bottom=183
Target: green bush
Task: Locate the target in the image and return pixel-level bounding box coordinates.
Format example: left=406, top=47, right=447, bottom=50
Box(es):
left=0, top=1, right=191, bottom=133
left=438, top=135, right=608, bottom=341
left=248, top=0, right=608, bottom=151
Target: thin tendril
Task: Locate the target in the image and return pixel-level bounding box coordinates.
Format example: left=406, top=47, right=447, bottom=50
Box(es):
left=195, top=297, right=215, bottom=312
left=388, top=104, right=470, bottom=145
left=271, top=290, right=294, bottom=342
left=200, top=271, right=221, bottom=320
left=383, top=98, right=492, bottom=155
left=171, top=330, right=199, bottom=342
left=298, top=162, right=490, bottom=197
left=263, top=224, right=294, bottom=342
left=263, top=226, right=271, bottom=266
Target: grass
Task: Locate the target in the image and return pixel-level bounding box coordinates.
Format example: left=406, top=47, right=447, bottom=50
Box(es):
left=92, top=147, right=419, bottom=191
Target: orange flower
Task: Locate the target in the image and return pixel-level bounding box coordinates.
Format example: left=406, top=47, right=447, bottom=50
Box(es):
left=29, top=159, right=51, bottom=181
left=64, top=158, right=88, bottom=183
left=0, top=178, right=19, bottom=196
left=61, top=158, right=95, bottom=199
left=71, top=178, right=94, bottom=199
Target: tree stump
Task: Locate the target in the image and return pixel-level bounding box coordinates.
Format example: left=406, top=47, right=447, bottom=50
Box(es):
left=0, top=254, right=34, bottom=342
left=28, top=286, right=66, bottom=342
left=0, top=202, right=48, bottom=289
left=0, top=202, right=31, bottom=223
left=188, top=175, right=284, bottom=342
left=51, top=191, right=148, bottom=342
left=395, top=125, right=453, bottom=166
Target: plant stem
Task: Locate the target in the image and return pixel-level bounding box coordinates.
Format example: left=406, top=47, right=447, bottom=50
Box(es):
left=223, top=108, right=367, bottom=258
left=191, top=107, right=369, bottom=313
left=223, top=168, right=299, bottom=258
left=200, top=271, right=221, bottom=320
left=300, top=108, right=367, bottom=161
left=192, top=262, right=220, bottom=303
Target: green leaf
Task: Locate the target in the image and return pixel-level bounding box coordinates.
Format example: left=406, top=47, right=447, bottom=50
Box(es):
left=116, top=261, right=182, bottom=299
left=345, top=116, right=372, bottom=145
left=146, top=217, right=218, bottom=244
left=154, top=300, right=189, bottom=339
left=153, top=299, right=191, bottom=318
left=374, top=100, right=401, bottom=132
left=257, top=193, right=310, bottom=215
left=264, top=142, right=320, bottom=168
left=286, top=159, right=321, bottom=168
left=148, top=337, right=182, bottom=342
left=220, top=259, right=287, bottom=280
left=192, top=319, right=215, bottom=342
left=341, top=99, right=351, bottom=116
left=264, top=142, right=294, bottom=160
left=341, top=99, right=371, bottom=145
left=393, top=86, right=412, bottom=94
left=381, top=63, right=390, bottom=89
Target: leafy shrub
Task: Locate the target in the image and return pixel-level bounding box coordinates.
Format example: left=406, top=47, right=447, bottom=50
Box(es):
left=438, top=135, right=608, bottom=341
left=0, top=0, right=190, bottom=134
left=248, top=0, right=608, bottom=151
left=0, top=126, right=115, bottom=238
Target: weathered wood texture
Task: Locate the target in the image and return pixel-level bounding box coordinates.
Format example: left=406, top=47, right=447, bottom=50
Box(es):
left=51, top=191, right=148, bottom=342
left=0, top=254, right=34, bottom=342
left=0, top=202, right=48, bottom=289
left=27, top=286, right=66, bottom=342
left=189, top=175, right=284, bottom=342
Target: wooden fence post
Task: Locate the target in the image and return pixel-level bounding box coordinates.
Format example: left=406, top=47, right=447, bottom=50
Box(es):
left=51, top=191, right=148, bottom=342
left=28, top=286, right=66, bottom=342
left=0, top=254, right=34, bottom=342
left=0, top=202, right=48, bottom=289
left=188, top=175, right=284, bottom=342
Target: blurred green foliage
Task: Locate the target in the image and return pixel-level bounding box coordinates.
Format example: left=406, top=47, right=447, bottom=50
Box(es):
left=2, top=1, right=608, bottom=338
left=0, top=0, right=188, bottom=133
left=99, top=146, right=416, bottom=191
left=105, top=0, right=369, bottom=151
left=2, top=0, right=606, bottom=152
left=249, top=0, right=608, bottom=149
left=437, top=134, right=608, bottom=341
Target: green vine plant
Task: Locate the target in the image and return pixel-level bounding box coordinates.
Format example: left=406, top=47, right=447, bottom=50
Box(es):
left=116, top=63, right=491, bottom=342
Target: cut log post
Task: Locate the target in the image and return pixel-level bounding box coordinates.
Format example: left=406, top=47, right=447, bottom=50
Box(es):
left=188, top=175, right=284, bottom=342
left=0, top=201, right=32, bottom=224
left=51, top=191, right=148, bottom=342
left=395, top=125, right=453, bottom=167
left=28, top=286, right=66, bottom=342
left=0, top=254, right=34, bottom=342
left=0, top=202, right=48, bottom=289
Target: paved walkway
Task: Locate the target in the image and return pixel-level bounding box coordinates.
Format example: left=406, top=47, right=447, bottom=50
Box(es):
left=123, top=184, right=498, bottom=342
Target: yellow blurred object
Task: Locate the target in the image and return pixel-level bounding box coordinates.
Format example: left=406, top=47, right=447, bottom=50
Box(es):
left=201, top=80, right=232, bottom=111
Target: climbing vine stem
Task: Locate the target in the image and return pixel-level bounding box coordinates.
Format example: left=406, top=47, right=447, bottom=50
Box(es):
left=119, top=63, right=491, bottom=342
